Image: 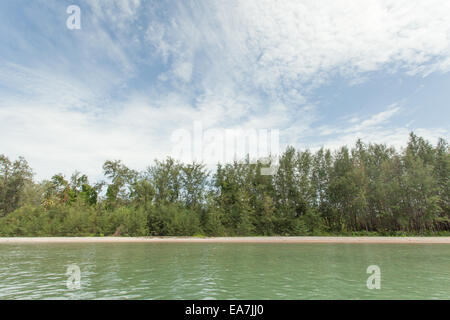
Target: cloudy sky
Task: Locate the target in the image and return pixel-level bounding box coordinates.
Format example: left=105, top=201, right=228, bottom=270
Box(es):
left=1, top=0, right=449, bottom=181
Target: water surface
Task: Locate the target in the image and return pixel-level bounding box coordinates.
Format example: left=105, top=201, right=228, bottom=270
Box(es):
left=0, top=243, right=448, bottom=299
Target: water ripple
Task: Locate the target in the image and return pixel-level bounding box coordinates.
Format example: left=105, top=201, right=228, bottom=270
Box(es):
left=0, top=243, right=449, bottom=299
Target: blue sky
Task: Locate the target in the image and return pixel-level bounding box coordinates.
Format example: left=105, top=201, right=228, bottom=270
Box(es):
left=0, top=0, right=449, bottom=181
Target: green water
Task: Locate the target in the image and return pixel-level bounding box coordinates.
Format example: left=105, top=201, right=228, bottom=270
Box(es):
left=0, top=243, right=449, bottom=299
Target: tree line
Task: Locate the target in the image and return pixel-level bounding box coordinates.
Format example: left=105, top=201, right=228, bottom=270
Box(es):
left=0, top=133, right=448, bottom=237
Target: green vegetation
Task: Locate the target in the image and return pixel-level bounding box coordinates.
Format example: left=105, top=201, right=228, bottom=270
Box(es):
left=0, top=133, right=449, bottom=237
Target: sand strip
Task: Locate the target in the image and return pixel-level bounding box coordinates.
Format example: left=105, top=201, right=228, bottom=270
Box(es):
left=0, top=236, right=449, bottom=244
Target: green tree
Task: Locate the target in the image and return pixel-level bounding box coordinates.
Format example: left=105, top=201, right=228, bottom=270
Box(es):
left=0, top=155, right=33, bottom=216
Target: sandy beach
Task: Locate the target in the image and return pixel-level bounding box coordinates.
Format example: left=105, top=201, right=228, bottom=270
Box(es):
left=0, top=236, right=449, bottom=244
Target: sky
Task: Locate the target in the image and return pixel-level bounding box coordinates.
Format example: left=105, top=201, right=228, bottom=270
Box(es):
left=0, top=0, right=449, bottom=181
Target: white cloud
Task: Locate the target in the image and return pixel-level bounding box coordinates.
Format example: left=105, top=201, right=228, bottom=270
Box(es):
left=172, top=61, right=193, bottom=83
left=88, top=0, right=141, bottom=27
left=302, top=104, right=448, bottom=152
left=348, top=105, right=401, bottom=132
left=312, top=127, right=449, bottom=153
left=145, top=0, right=450, bottom=92
left=1, top=1, right=450, bottom=180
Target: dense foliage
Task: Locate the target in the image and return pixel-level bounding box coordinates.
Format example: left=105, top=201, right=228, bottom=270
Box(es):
left=0, top=133, right=448, bottom=236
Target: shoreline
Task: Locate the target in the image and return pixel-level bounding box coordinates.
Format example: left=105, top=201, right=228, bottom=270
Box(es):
left=0, top=236, right=449, bottom=244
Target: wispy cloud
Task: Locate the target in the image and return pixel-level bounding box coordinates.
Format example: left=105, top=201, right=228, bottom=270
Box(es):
left=0, top=0, right=449, bottom=180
